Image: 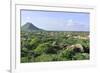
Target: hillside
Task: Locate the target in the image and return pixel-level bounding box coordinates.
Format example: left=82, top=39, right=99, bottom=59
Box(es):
left=21, top=22, right=42, bottom=32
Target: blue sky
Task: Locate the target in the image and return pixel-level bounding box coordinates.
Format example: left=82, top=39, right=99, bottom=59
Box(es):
left=21, top=10, right=90, bottom=31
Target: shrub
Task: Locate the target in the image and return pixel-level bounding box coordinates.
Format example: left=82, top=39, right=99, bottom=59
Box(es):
left=34, top=43, right=50, bottom=55
left=29, top=37, right=40, bottom=49
left=34, top=54, right=54, bottom=62
left=65, top=37, right=77, bottom=45
left=81, top=40, right=89, bottom=53
left=21, top=57, right=28, bottom=63
left=59, top=49, right=75, bottom=60
left=21, top=47, right=28, bottom=57
left=72, top=53, right=89, bottom=60
left=46, top=45, right=61, bottom=54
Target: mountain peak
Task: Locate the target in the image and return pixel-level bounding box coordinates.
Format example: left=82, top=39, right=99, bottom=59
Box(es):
left=21, top=22, right=41, bottom=32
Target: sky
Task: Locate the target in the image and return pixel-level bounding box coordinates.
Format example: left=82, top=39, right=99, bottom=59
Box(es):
left=21, top=10, right=90, bottom=31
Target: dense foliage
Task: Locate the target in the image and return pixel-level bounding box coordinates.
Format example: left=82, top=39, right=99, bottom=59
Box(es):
left=21, top=31, right=89, bottom=63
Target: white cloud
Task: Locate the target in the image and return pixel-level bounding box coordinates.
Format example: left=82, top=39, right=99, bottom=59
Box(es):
left=26, top=17, right=31, bottom=20
left=66, top=19, right=75, bottom=26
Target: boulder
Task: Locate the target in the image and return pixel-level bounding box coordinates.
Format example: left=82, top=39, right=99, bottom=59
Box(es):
left=70, top=44, right=84, bottom=52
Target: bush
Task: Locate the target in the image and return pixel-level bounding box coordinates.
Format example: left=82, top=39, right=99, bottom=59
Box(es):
left=81, top=40, right=89, bottom=53
left=29, top=37, right=40, bottom=49
left=34, top=43, right=50, bottom=55
left=72, top=53, right=89, bottom=60
left=21, top=57, right=28, bottom=63
left=21, top=47, right=28, bottom=57
left=59, top=49, right=75, bottom=60
left=46, top=45, right=61, bottom=54
left=34, top=54, right=54, bottom=62
left=65, top=37, right=77, bottom=45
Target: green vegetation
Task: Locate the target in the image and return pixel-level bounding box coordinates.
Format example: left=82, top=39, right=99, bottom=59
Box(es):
left=21, top=31, right=90, bottom=63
